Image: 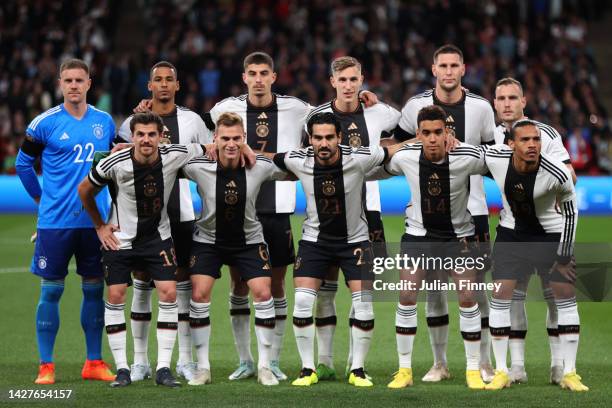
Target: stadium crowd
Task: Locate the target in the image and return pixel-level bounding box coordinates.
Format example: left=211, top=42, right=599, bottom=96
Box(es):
left=0, top=0, right=610, bottom=174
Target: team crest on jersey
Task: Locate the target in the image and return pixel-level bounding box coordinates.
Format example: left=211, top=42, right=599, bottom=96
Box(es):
left=321, top=177, right=336, bottom=196
left=37, top=256, right=47, bottom=270
left=160, top=126, right=171, bottom=144
left=144, top=174, right=158, bottom=197
left=427, top=173, right=442, bottom=196
left=92, top=124, right=105, bottom=140
left=224, top=180, right=239, bottom=205
left=512, top=183, right=526, bottom=201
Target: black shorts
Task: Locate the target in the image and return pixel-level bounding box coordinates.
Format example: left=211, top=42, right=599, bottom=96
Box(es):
left=400, top=233, right=480, bottom=272
left=171, top=221, right=194, bottom=268
left=258, top=213, right=295, bottom=267
left=293, top=240, right=374, bottom=282
left=492, top=226, right=569, bottom=283
left=189, top=241, right=271, bottom=281
left=102, top=238, right=176, bottom=285
left=366, top=210, right=387, bottom=259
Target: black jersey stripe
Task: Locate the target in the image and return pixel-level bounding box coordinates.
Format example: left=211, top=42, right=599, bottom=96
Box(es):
left=538, top=123, right=561, bottom=139
left=561, top=201, right=576, bottom=257
left=256, top=155, right=273, bottom=163
left=540, top=158, right=568, bottom=184
left=99, top=150, right=132, bottom=172
left=466, top=92, right=490, bottom=103
left=276, top=94, right=309, bottom=106
left=160, top=145, right=188, bottom=154
left=407, top=90, right=433, bottom=102
left=450, top=152, right=481, bottom=159
left=307, top=103, right=332, bottom=120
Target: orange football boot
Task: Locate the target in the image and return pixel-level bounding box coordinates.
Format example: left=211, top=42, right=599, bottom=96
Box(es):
left=82, top=359, right=115, bottom=381
left=35, top=362, right=55, bottom=385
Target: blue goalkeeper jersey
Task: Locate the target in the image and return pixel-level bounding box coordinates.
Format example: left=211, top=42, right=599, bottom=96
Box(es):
left=26, top=104, right=115, bottom=229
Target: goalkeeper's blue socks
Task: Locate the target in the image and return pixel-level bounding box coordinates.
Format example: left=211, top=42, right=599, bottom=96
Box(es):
left=36, top=280, right=64, bottom=363
left=81, top=280, right=105, bottom=361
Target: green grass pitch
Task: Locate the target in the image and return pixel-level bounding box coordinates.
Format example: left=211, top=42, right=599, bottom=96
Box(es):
left=0, top=214, right=610, bottom=407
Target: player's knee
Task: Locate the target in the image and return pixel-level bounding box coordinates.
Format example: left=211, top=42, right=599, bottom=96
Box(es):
left=250, top=285, right=271, bottom=303
left=191, top=290, right=211, bottom=303
left=107, top=289, right=126, bottom=305
left=175, top=267, right=190, bottom=282
left=133, top=270, right=149, bottom=281
left=399, top=290, right=418, bottom=306
left=157, top=286, right=176, bottom=303
left=549, top=281, right=575, bottom=300
left=426, top=290, right=448, bottom=316
left=457, top=289, right=475, bottom=306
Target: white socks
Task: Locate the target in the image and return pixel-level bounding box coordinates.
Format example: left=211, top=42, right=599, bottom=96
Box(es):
left=105, top=301, right=128, bottom=370
left=556, top=297, right=580, bottom=375
left=395, top=303, right=417, bottom=369
left=156, top=301, right=178, bottom=371
left=271, top=297, right=288, bottom=362
left=315, top=280, right=337, bottom=368
left=475, top=289, right=492, bottom=366
left=426, top=290, right=449, bottom=366
left=130, top=279, right=152, bottom=366
left=176, top=280, right=193, bottom=365
left=190, top=300, right=211, bottom=371
left=509, top=289, right=527, bottom=368
left=350, top=291, right=374, bottom=371
left=229, top=294, right=253, bottom=363
left=293, top=288, right=317, bottom=370
left=254, top=297, right=275, bottom=369
left=489, top=298, right=512, bottom=373
left=459, top=304, right=482, bottom=371
left=544, top=288, right=563, bottom=367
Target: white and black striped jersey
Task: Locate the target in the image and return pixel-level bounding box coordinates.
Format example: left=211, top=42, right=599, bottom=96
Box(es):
left=182, top=155, right=287, bottom=247
left=208, top=93, right=312, bottom=214
left=88, top=144, right=204, bottom=249
left=398, top=89, right=496, bottom=216
left=273, top=145, right=387, bottom=244
left=381, top=142, right=488, bottom=238
left=494, top=121, right=571, bottom=163
left=485, top=145, right=577, bottom=259
left=117, top=106, right=210, bottom=224
left=306, top=100, right=401, bottom=212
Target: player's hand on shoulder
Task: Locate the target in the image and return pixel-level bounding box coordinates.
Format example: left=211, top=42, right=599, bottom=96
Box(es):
left=111, top=143, right=133, bottom=154
left=96, top=224, right=121, bottom=251
left=445, top=133, right=459, bottom=152
left=133, top=99, right=153, bottom=113
left=360, top=90, right=378, bottom=107
left=204, top=143, right=217, bottom=161
left=240, top=143, right=257, bottom=169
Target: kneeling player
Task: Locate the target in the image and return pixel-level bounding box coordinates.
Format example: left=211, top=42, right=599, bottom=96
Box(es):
left=182, top=112, right=288, bottom=386
left=371, top=105, right=489, bottom=389
left=485, top=120, right=587, bottom=391
left=79, top=112, right=205, bottom=387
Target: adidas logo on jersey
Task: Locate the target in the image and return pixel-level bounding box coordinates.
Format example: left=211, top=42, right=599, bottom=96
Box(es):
left=258, top=112, right=268, bottom=119
left=60, top=132, right=70, bottom=140
left=446, top=115, right=455, bottom=123
left=348, top=122, right=358, bottom=130
left=226, top=180, right=237, bottom=188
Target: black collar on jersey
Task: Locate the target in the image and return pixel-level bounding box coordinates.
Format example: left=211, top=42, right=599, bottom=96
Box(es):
left=419, top=149, right=449, bottom=166
left=331, top=98, right=364, bottom=115
left=246, top=93, right=277, bottom=111
left=432, top=88, right=466, bottom=106
left=158, top=106, right=177, bottom=118
left=130, top=147, right=162, bottom=168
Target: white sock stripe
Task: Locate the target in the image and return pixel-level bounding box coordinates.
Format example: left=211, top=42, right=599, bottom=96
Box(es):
left=512, top=290, right=527, bottom=300
left=273, top=298, right=288, bottom=307
left=351, top=290, right=373, bottom=300
left=459, top=305, right=481, bottom=318
left=555, top=298, right=577, bottom=309
left=176, top=281, right=193, bottom=290
left=320, top=281, right=339, bottom=291
left=189, top=302, right=210, bottom=312
left=230, top=294, right=249, bottom=302
left=254, top=299, right=275, bottom=310
left=133, top=280, right=153, bottom=290
left=104, top=301, right=125, bottom=310
left=295, top=287, right=317, bottom=297
left=396, top=304, right=417, bottom=316
left=158, top=301, right=178, bottom=310
left=490, top=299, right=512, bottom=310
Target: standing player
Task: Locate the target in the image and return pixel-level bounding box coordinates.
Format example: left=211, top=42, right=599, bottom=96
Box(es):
left=272, top=112, right=406, bottom=387
left=397, top=44, right=496, bottom=382
left=117, top=61, right=209, bottom=382
left=493, top=77, right=576, bottom=384
left=305, top=56, right=401, bottom=380
left=484, top=120, right=587, bottom=392
left=15, top=59, right=116, bottom=385
left=372, top=105, right=490, bottom=390
left=78, top=112, right=205, bottom=387
left=182, top=112, right=289, bottom=386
